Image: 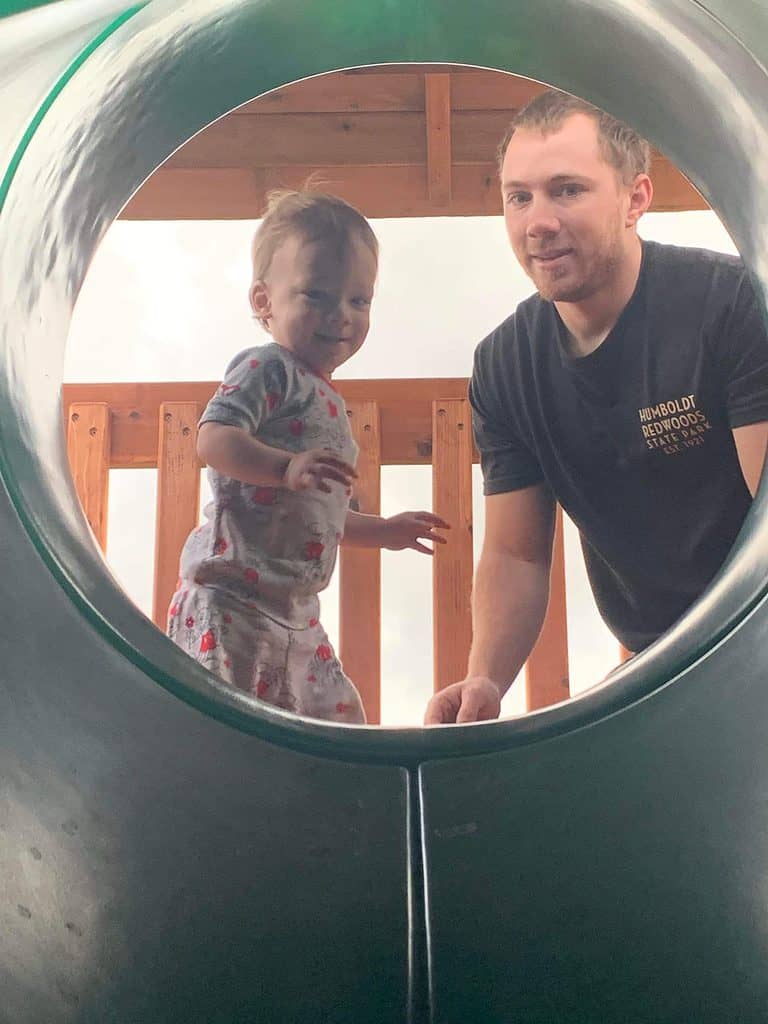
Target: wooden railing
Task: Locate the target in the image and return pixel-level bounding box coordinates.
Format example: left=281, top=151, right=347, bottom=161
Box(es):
left=64, top=378, right=577, bottom=723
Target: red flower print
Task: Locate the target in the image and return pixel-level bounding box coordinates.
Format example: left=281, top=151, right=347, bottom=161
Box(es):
left=266, top=391, right=280, bottom=411
left=213, top=536, right=228, bottom=555
left=335, top=702, right=352, bottom=714
left=257, top=675, right=270, bottom=697
left=218, top=383, right=240, bottom=395
left=304, top=540, right=325, bottom=560
left=223, top=657, right=231, bottom=669
left=251, top=487, right=276, bottom=506
left=319, top=389, right=325, bottom=397
left=185, top=616, right=195, bottom=628
left=223, top=614, right=232, bottom=624
left=327, top=401, right=338, bottom=418
left=244, top=568, right=259, bottom=584
left=199, top=629, right=217, bottom=653
left=307, top=673, right=317, bottom=682
left=290, top=418, right=304, bottom=436
left=308, top=617, right=319, bottom=628
left=316, top=644, right=332, bottom=662
left=249, top=359, right=260, bottom=369
left=169, top=602, right=180, bottom=618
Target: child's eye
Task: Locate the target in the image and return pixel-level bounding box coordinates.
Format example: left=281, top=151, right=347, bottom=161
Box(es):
left=304, top=290, right=325, bottom=302
left=352, top=297, right=371, bottom=309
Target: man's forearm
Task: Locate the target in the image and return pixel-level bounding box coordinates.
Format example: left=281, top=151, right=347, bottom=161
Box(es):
left=467, top=550, right=551, bottom=698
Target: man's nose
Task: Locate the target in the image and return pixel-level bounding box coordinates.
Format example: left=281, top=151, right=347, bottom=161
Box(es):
left=525, top=196, right=561, bottom=237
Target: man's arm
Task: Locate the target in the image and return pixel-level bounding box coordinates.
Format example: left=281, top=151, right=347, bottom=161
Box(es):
left=423, top=483, right=555, bottom=724
left=733, top=421, right=768, bottom=498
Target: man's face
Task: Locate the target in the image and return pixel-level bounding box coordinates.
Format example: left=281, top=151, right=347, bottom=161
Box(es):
left=500, top=113, right=637, bottom=303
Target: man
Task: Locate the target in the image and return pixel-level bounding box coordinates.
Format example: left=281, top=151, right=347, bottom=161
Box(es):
left=425, top=90, right=768, bottom=725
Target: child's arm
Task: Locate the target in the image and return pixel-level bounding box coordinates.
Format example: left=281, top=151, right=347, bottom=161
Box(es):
left=342, top=509, right=450, bottom=554
left=198, top=422, right=356, bottom=493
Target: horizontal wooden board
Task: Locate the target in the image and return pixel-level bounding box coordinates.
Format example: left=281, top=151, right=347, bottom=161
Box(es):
left=236, top=72, right=426, bottom=114
left=62, top=379, right=478, bottom=468
left=121, top=154, right=704, bottom=220
left=165, top=112, right=427, bottom=169
left=235, top=70, right=544, bottom=116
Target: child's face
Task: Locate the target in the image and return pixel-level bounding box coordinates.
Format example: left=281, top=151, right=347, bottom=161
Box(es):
left=250, top=232, right=377, bottom=377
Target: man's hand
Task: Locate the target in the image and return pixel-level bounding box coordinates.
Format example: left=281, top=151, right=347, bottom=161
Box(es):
left=424, top=677, right=502, bottom=725
left=381, top=511, right=450, bottom=554
left=283, top=449, right=357, bottom=493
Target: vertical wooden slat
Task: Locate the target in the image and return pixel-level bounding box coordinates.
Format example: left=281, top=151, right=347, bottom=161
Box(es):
left=432, top=399, right=473, bottom=691
left=153, top=402, right=201, bottom=629
left=339, top=400, right=382, bottom=724
left=66, top=402, right=111, bottom=551
left=525, top=505, right=570, bottom=710
left=425, top=73, right=452, bottom=206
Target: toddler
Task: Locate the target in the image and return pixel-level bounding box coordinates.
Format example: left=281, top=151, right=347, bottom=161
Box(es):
left=168, top=190, right=448, bottom=723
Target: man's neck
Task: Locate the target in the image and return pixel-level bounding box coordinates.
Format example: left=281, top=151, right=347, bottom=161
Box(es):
left=555, top=237, right=643, bottom=359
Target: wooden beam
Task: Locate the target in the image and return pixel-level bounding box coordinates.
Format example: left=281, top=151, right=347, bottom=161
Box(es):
left=164, top=112, right=426, bottom=169
left=63, top=379, right=477, bottom=469
left=121, top=155, right=704, bottom=221
left=339, top=400, right=382, bottom=724
left=66, top=402, right=111, bottom=550
left=235, top=71, right=425, bottom=114
left=425, top=73, right=452, bottom=206
left=524, top=506, right=570, bottom=710
left=153, top=402, right=201, bottom=630
left=432, top=399, right=474, bottom=692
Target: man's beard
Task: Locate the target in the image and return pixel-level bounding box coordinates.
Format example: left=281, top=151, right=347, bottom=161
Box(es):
left=530, top=231, right=622, bottom=303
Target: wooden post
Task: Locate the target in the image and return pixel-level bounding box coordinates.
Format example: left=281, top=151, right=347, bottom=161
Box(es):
left=524, top=506, right=570, bottom=710
left=153, top=402, right=201, bottom=629
left=66, top=402, right=111, bottom=551
left=432, top=399, right=473, bottom=691
left=425, top=73, right=452, bottom=207
left=339, top=400, right=382, bottom=724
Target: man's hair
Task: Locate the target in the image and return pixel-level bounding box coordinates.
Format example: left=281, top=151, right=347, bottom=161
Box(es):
left=251, top=189, right=378, bottom=326
left=497, top=89, right=651, bottom=184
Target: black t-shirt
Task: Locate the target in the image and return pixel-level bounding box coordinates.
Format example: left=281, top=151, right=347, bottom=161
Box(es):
left=470, top=241, right=768, bottom=652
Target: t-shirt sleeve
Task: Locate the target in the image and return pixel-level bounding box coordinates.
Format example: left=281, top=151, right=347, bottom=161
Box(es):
left=200, top=349, right=289, bottom=434
left=469, top=341, right=544, bottom=495
left=715, top=270, right=768, bottom=428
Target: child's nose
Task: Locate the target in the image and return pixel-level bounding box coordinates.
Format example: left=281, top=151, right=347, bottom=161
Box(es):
left=326, top=300, right=351, bottom=325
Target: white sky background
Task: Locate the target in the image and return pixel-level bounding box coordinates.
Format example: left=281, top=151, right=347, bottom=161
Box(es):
left=65, top=211, right=738, bottom=725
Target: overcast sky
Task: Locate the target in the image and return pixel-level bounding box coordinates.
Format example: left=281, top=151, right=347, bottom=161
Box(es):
left=65, top=210, right=738, bottom=725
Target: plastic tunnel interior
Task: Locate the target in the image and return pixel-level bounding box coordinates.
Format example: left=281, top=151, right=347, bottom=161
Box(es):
left=3, top=1, right=768, bottom=1021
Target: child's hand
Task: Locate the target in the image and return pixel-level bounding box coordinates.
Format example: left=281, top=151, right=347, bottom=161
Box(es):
left=382, top=511, right=450, bottom=555
left=283, top=449, right=357, bottom=494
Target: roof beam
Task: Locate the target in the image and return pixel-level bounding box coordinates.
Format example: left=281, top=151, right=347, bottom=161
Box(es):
left=425, top=73, right=452, bottom=207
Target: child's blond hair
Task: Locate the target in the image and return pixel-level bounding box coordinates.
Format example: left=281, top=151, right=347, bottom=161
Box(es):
left=251, top=189, right=379, bottom=328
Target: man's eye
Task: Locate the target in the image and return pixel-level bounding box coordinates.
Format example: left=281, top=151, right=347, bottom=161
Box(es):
left=557, top=183, right=584, bottom=197
left=506, top=192, right=529, bottom=206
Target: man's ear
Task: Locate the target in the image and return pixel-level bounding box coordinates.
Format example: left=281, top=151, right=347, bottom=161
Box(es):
left=626, top=173, right=653, bottom=227
left=249, top=280, right=271, bottom=321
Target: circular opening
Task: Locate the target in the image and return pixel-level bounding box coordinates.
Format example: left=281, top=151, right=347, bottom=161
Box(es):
left=2, top=0, right=768, bottom=763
